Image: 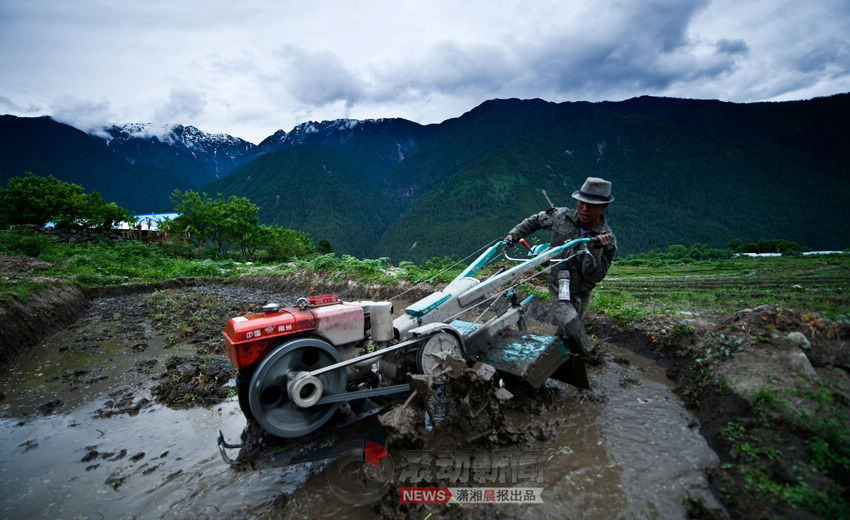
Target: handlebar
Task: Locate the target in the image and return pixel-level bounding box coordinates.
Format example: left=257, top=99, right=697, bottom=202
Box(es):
left=502, top=236, right=599, bottom=262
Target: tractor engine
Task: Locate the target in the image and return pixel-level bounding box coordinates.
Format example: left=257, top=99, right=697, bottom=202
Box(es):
left=222, top=295, right=399, bottom=437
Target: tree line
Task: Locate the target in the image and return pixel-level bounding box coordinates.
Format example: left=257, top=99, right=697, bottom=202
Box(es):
left=0, top=173, right=129, bottom=230
left=0, top=173, right=329, bottom=261
left=618, top=238, right=816, bottom=265
left=168, top=189, right=324, bottom=260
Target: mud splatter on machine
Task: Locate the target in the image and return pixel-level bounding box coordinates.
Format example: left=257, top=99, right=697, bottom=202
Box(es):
left=220, top=237, right=598, bottom=440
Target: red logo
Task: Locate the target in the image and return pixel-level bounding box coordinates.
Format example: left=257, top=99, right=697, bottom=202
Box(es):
left=364, top=441, right=388, bottom=467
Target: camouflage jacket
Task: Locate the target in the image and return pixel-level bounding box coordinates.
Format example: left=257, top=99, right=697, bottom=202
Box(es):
left=508, top=207, right=617, bottom=298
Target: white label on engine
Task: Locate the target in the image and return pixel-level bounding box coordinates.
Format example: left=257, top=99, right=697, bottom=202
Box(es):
left=233, top=317, right=247, bottom=322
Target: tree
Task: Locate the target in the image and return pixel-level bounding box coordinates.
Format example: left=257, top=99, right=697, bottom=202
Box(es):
left=264, top=226, right=314, bottom=260
left=0, top=172, right=84, bottom=226
left=665, top=244, right=688, bottom=259
left=0, top=172, right=131, bottom=229
left=77, top=192, right=132, bottom=230
left=170, top=189, right=311, bottom=259
left=170, top=190, right=220, bottom=248
left=221, top=195, right=260, bottom=255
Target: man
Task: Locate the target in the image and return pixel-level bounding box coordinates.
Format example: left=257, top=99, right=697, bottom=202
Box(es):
left=505, top=177, right=616, bottom=361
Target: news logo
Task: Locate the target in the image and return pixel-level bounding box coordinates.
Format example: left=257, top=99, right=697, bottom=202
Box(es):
left=398, top=487, right=544, bottom=504
left=326, top=446, right=546, bottom=506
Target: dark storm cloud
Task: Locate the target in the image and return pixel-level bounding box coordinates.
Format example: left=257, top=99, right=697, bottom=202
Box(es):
left=273, top=1, right=742, bottom=112
left=792, top=38, right=850, bottom=74
left=716, top=39, right=748, bottom=56
left=365, top=0, right=744, bottom=105
left=379, top=41, right=516, bottom=95
left=526, top=0, right=730, bottom=94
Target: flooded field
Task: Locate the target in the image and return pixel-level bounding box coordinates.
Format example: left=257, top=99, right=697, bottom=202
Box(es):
left=0, top=285, right=723, bottom=518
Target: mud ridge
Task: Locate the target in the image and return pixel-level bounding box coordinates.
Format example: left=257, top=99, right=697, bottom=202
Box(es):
left=0, top=284, right=88, bottom=366
left=592, top=307, right=850, bottom=518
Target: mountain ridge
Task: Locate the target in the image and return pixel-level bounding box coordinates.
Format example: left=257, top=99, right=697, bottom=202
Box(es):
left=2, top=93, right=849, bottom=261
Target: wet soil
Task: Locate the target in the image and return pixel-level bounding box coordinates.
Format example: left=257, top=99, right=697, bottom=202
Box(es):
left=1, top=263, right=848, bottom=518
left=586, top=307, right=850, bottom=519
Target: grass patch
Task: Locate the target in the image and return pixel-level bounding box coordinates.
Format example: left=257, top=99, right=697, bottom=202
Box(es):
left=0, top=278, right=50, bottom=302
left=0, top=229, right=252, bottom=299
left=599, top=254, right=850, bottom=317
left=717, top=382, right=850, bottom=518
left=589, top=291, right=649, bottom=327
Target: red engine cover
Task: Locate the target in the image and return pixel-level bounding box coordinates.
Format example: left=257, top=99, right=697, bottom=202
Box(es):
left=222, top=296, right=366, bottom=370
left=223, top=306, right=317, bottom=369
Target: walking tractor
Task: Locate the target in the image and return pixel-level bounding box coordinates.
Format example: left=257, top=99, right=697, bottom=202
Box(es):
left=219, top=237, right=599, bottom=447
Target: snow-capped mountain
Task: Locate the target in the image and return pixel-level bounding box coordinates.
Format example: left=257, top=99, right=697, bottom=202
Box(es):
left=102, top=123, right=257, bottom=185
left=88, top=117, right=425, bottom=189
left=255, top=117, right=423, bottom=161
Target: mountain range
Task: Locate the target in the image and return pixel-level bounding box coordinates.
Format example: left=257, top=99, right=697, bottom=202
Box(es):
left=1, top=93, right=849, bottom=262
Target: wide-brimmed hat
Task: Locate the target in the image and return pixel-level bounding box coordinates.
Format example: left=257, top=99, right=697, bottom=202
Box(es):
left=571, top=177, right=613, bottom=204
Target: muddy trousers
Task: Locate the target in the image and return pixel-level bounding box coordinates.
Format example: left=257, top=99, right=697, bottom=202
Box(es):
left=551, top=294, right=591, bottom=356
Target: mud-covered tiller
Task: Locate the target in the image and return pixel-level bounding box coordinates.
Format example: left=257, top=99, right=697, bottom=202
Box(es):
left=217, top=237, right=598, bottom=460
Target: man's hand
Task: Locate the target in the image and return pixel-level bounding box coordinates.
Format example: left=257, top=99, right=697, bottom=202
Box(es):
left=504, top=234, right=514, bottom=245
left=591, top=233, right=612, bottom=248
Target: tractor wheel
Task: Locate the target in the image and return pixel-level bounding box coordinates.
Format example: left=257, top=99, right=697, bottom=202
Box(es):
left=248, top=337, right=347, bottom=438
left=417, top=331, right=463, bottom=376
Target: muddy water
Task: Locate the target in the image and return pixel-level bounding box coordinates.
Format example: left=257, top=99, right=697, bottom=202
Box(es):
left=530, top=344, right=722, bottom=518
left=0, top=290, right=722, bottom=519
left=275, top=343, right=723, bottom=519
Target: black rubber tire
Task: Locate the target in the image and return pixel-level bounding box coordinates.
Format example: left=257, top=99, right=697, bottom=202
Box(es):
left=236, top=366, right=255, bottom=421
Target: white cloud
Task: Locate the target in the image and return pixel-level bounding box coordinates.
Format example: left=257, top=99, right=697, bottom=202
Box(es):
left=152, top=89, right=207, bottom=127
left=50, top=96, right=115, bottom=136
left=0, top=0, right=847, bottom=143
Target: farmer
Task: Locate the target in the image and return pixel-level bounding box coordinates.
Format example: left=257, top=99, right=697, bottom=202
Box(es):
left=504, top=177, right=616, bottom=361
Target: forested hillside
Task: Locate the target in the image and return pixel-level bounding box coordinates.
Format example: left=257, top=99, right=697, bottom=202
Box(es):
left=0, top=116, right=190, bottom=212
left=207, top=94, right=850, bottom=261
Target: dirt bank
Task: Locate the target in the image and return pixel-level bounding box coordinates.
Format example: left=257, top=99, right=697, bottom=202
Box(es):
left=588, top=307, right=850, bottom=518
left=0, top=251, right=88, bottom=365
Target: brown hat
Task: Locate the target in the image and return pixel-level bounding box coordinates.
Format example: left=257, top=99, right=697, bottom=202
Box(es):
left=572, top=177, right=613, bottom=204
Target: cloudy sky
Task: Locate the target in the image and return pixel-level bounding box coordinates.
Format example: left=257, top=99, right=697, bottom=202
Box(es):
left=1, top=0, right=848, bottom=144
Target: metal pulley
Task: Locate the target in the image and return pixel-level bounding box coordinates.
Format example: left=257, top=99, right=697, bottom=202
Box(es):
left=248, top=337, right=347, bottom=438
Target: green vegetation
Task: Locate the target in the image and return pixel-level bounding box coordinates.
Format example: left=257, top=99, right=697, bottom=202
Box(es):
left=0, top=227, right=244, bottom=300
left=169, top=189, right=314, bottom=260
left=718, top=383, right=849, bottom=518
left=280, top=253, right=466, bottom=286
left=0, top=173, right=132, bottom=230
left=3, top=220, right=848, bottom=322
left=588, top=291, right=649, bottom=327
left=597, top=250, right=850, bottom=320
